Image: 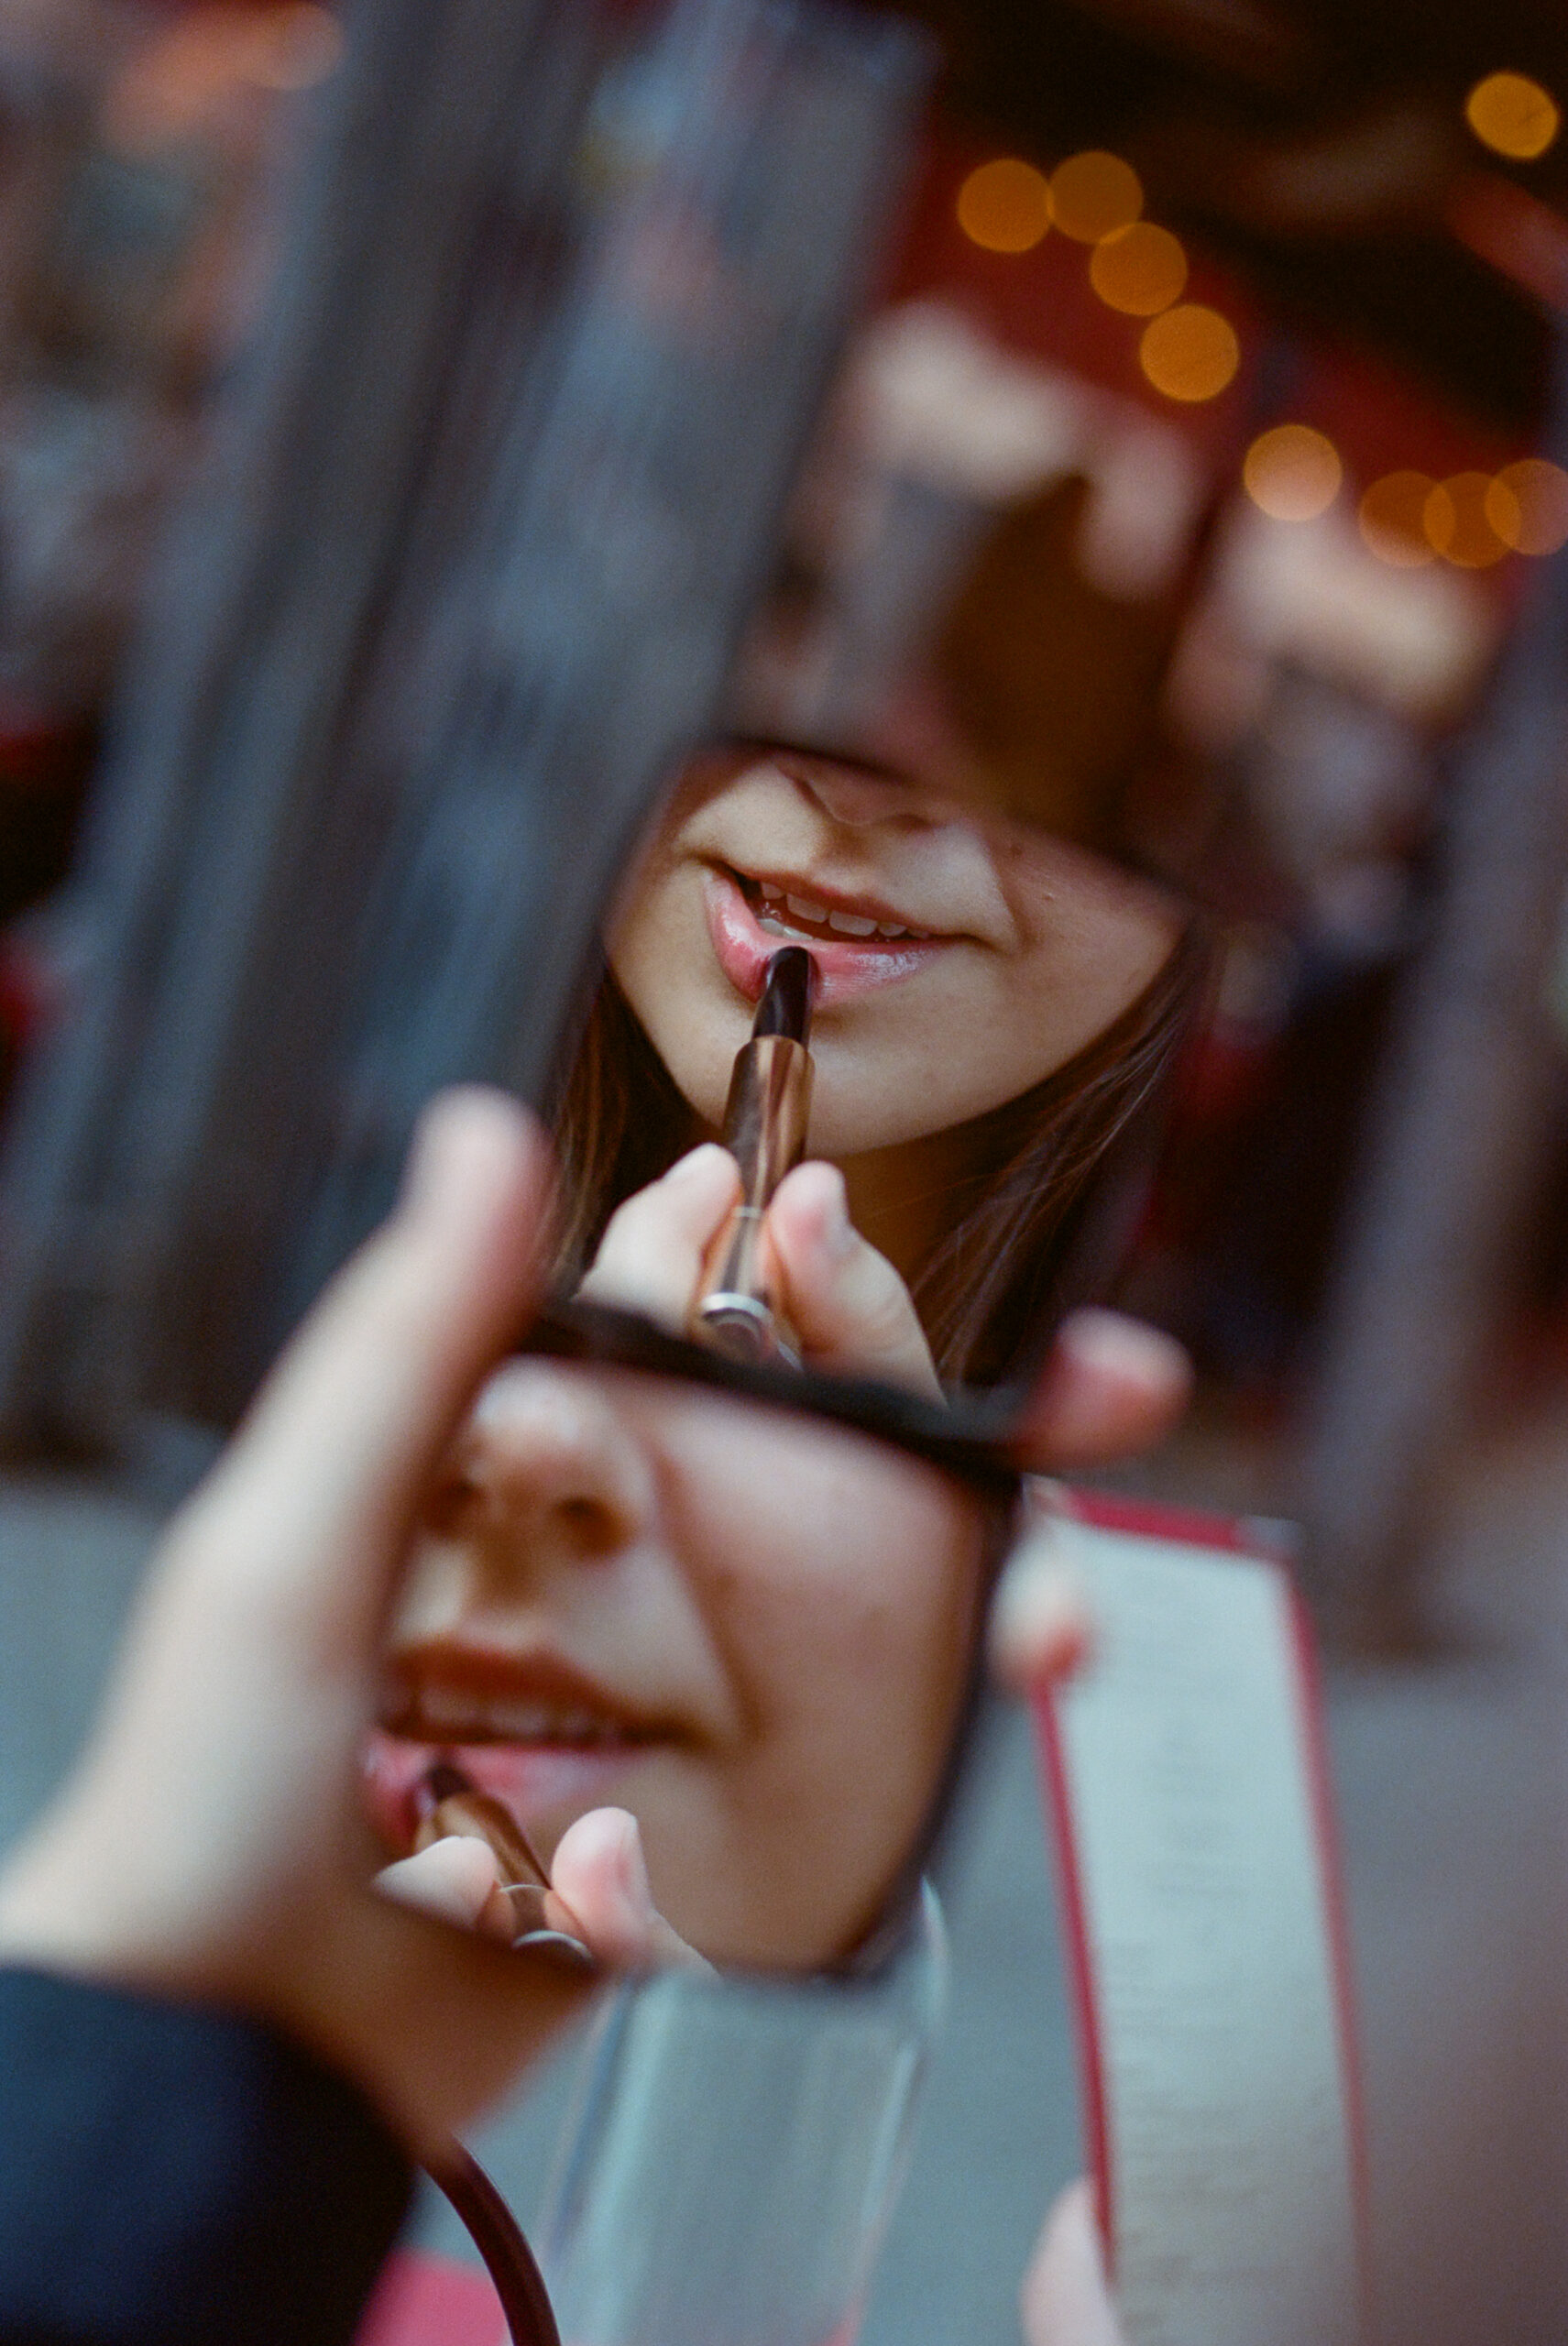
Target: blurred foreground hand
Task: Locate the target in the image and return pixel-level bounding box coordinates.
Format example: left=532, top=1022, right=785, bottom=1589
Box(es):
left=0, top=1090, right=638, bottom=2152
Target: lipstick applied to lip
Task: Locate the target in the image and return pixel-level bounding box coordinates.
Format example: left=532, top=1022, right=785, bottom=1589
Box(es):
left=694, top=945, right=817, bottom=1367
left=412, top=1761, right=596, bottom=1970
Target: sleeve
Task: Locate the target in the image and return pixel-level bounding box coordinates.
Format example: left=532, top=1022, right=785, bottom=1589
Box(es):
left=0, top=1966, right=414, bottom=2346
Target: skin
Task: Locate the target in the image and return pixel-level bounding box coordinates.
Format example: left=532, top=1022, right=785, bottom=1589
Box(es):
left=609, top=747, right=1184, bottom=1282
left=367, top=1145, right=986, bottom=1970
left=0, top=1087, right=1186, bottom=2166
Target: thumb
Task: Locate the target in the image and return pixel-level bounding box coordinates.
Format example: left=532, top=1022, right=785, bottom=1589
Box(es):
left=545, top=1808, right=709, bottom=1970
left=1022, top=2182, right=1125, bottom=2346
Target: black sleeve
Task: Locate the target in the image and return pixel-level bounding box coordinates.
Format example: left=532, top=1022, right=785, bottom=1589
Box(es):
left=0, top=1967, right=413, bottom=2346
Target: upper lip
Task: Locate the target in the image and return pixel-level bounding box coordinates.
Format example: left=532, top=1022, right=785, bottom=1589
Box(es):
left=722, top=861, right=949, bottom=941
left=378, top=1646, right=676, bottom=1748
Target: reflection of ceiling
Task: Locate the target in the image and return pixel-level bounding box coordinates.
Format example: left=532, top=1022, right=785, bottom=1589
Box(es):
left=907, top=0, right=1567, bottom=429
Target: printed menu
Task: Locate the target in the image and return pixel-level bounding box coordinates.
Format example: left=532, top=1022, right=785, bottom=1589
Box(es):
left=1031, top=1489, right=1366, bottom=2346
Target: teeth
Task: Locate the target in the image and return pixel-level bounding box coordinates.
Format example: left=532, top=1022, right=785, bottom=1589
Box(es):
left=877, top=921, right=908, bottom=939
left=828, top=909, right=878, bottom=936
left=759, top=915, right=793, bottom=937
left=409, top=1690, right=630, bottom=1746
left=760, top=881, right=783, bottom=900
left=785, top=893, right=828, bottom=924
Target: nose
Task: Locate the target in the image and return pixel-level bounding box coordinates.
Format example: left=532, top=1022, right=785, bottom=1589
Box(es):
left=789, top=759, right=943, bottom=832
left=434, top=1362, right=656, bottom=1562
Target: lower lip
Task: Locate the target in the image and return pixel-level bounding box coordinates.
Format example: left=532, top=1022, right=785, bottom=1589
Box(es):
left=362, top=1729, right=644, bottom=1857
left=701, top=869, right=948, bottom=1007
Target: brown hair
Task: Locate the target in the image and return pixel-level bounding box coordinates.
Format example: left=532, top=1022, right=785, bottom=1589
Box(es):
left=551, top=928, right=1203, bottom=1387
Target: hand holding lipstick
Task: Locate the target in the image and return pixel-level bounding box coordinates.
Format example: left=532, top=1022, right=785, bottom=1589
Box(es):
left=578, top=1139, right=944, bottom=1397
left=0, top=1091, right=631, bottom=2153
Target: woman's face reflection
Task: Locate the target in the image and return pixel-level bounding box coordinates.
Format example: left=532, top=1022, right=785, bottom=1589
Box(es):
left=610, top=747, right=1183, bottom=1158
left=365, top=1361, right=986, bottom=1968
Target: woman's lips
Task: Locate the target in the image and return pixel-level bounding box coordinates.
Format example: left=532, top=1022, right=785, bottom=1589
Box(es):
left=363, top=1727, right=644, bottom=1860
left=701, top=867, right=950, bottom=1005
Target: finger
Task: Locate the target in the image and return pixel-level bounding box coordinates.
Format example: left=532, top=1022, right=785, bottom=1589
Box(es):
left=168, top=1088, right=552, bottom=1653
left=1021, top=2180, right=1126, bottom=2346
left=1012, top=1310, right=1190, bottom=1472
left=544, top=1808, right=708, bottom=1970
left=766, top=1162, right=942, bottom=1398
left=988, top=1520, right=1095, bottom=1694
left=376, top=1839, right=516, bottom=1945
left=578, top=1145, right=740, bottom=1329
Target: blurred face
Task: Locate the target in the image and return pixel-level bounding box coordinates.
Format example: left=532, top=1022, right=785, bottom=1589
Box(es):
left=610, top=749, right=1183, bottom=1156
left=365, top=1361, right=986, bottom=1968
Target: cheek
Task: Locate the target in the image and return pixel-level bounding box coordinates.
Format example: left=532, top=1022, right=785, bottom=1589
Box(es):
left=609, top=880, right=738, bottom=1130
left=685, top=1454, right=980, bottom=1762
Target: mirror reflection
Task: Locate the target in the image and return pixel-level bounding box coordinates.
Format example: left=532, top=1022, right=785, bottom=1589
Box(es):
left=364, top=1355, right=997, bottom=1972
left=545, top=288, right=1209, bottom=1396
left=560, top=751, right=1191, bottom=1389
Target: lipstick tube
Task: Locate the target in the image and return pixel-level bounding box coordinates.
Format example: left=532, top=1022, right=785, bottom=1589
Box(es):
left=695, top=946, right=817, bottom=1367
left=412, top=1762, right=595, bottom=1968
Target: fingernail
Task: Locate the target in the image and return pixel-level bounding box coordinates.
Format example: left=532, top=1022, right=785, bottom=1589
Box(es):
left=815, top=1168, right=857, bottom=1261
left=1058, top=1307, right=1188, bottom=1384
left=664, top=1143, right=731, bottom=1186
left=614, top=1810, right=652, bottom=1915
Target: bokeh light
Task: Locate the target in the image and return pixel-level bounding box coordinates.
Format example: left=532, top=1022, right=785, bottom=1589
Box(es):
left=1358, top=472, right=1438, bottom=566
left=1486, top=458, right=1568, bottom=554
left=1243, top=424, right=1343, bottom=521
left=1138, top=305, right=1239, bottom=402
left=956, top=159, right=1053, bottom=254
left=1089, top=222, right=1187, bottom=315
left=1424, top=472, right=1510, bottom=566
left=1049, top=151, right=1143, bottom=244
left=1465, top=71, right=1560, bottom=161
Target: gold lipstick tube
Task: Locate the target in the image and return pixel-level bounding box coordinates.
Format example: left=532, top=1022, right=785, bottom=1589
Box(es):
left=695, top=946, right=817, bottom=1366
left=412, top=1763, right=595, bottom=1968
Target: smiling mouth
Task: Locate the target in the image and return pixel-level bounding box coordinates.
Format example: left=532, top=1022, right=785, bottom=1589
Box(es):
left=379, top=1685, right=663, bottom=1752
left=731, top=870, right=937, bottom=947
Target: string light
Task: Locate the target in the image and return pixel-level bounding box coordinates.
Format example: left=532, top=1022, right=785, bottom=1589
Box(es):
left=1090, top=223, right=1187, bottom=315
left=1138, top=305, right=1239, bottom=401
left=1465, top=71, right=1560, bottom=161
left=1358, top=473, right=1437, bottom=565
left=1424, top=472, right=1510, bottom=566
left=1049, top=151, right=1142, bottom=243
left=956, top=159, right=1053, bottom=253
left=1486, top=458, right=1568, bottom=554
left=1243, top=424, right=1343, bottom=520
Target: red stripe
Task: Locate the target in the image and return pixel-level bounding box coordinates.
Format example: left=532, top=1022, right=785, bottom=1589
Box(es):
left=1031, top=1688, right=1116, bottom=2274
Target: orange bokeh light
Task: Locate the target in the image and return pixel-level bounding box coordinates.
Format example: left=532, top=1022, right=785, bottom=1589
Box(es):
left=1486, top=458, right=1568, bottom=554
left=1358, top=473, right=1438, bottom=566
left=956, top=158, right=1053, bottom=254
left=1089, top=222, right=1188, bottom=315
left=1243, top=424, right=1343, bottom=521
left=1049, top=151, right=1143, bottom=244
left=1138, top=304, right=1239, bottom=402
left=1465, top=71, right=1560, bottom=161
left=1424, top=472, right=1510, bottom=566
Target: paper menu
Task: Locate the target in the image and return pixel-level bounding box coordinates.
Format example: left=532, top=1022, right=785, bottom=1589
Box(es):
left=1031, top=1490, right=1366, bottom=2346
